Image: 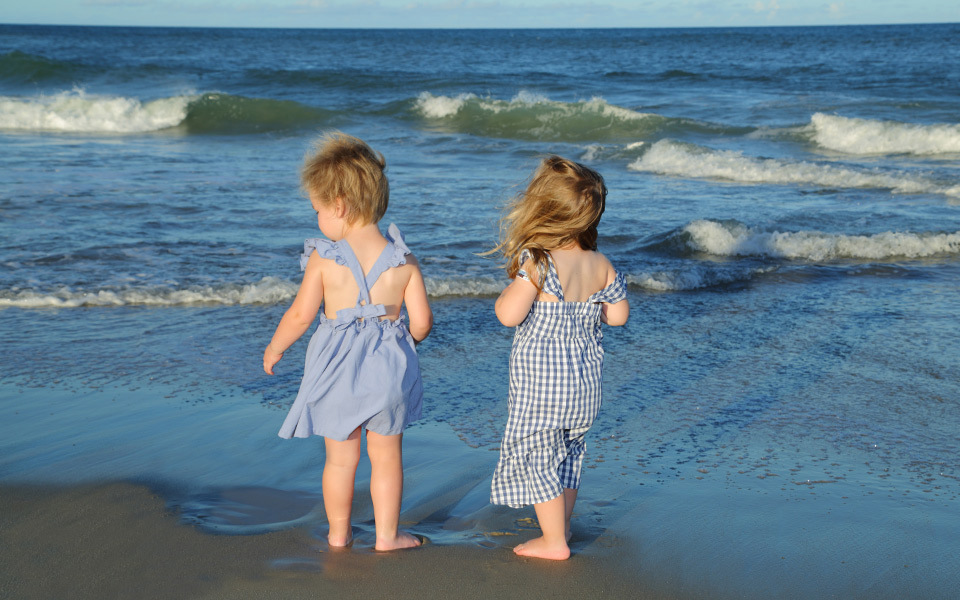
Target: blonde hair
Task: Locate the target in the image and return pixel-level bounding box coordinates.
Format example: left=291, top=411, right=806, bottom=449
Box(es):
left=301, top=132, right=388, bottom=225
left=492, top=156, right=607, bottom=289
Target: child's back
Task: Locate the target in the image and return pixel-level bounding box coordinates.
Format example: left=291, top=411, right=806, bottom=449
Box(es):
left=528, top=247, right=615, bottom=302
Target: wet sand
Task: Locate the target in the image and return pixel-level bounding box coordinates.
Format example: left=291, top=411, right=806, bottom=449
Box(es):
left=0, top=482, right=663, bottom=600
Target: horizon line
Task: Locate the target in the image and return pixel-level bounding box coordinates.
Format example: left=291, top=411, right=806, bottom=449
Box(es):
left=2, top=20, right=958, bottom=30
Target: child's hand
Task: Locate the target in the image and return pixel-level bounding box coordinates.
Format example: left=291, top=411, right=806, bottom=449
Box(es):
left=263, top=345, right=284, bottom=375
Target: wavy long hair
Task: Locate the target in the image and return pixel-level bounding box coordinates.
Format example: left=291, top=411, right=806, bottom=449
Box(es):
left=490, top=156, right=607, bottom=291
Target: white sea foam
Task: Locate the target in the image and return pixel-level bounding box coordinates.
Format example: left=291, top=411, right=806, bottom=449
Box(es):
left=415, top=92, right=473, bottom=118
left=681, top=220, right=960, bottom=260
left=0, top=90, right=194, bottom=133
left=628, top=266, right=775, bottom=291
left=424, top=276, right=504, bottom=297
left=629, top=140, right=960, bottom=197
left=0, top=275, right=508, bottom=309
left=580, top=144, right=603, bottom=161
left=809, top=113, right=960, bottom=156
left=414, top=91, right=655, bottom=122
left=0, top=277, right=298, bottom=309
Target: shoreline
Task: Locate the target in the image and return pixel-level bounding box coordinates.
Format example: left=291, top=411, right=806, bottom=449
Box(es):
left=0, top=481, right=665, bottom=600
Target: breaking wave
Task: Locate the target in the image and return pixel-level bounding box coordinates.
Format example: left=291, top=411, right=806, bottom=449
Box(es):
left=0, top=90, right=333, bottom=134
left=0, top=91, right=192, bottom=133
left=629, top=140, right=960, bottom=197
left=411, top=91, right=717, bottom=142
left=675, top=220, right=960, bottom=261
left=808, top=113, right=960, bottom=156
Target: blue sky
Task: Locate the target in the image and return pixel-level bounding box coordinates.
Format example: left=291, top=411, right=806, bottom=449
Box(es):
left=3, top=0, right=958, bottom=28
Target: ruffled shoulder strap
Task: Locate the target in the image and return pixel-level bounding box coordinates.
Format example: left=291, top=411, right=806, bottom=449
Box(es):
left=382, top=223, right=411, bottom=268
left=516, top=249, right=564, bottom=299
left=300, top=238, right=344, bottom=271
left=541, top=256, right=564, bottom=300
left=589, top=269, right=627, bottom=304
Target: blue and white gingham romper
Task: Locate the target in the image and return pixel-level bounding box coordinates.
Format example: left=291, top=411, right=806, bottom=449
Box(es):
left=490, top=251, right=627, bottom=508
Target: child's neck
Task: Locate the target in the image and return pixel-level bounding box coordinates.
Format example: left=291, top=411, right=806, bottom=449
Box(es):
left=339, top=222, right=383, bottom=244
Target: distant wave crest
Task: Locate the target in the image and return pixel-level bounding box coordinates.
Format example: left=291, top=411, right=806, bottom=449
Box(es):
left=0, top=90, right=193, bottom=133
left=412, top=91, right=670, bottom=142
left=629, top=139, right=960, bottom=197
left=677, top=220, right=960, bottom=260
left=809, top=113, right=960, bottom=156
left=0, top=90, right=333, bottom=134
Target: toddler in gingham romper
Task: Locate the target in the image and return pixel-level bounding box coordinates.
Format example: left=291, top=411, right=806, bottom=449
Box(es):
left=488, top=156, right=630, bottom=560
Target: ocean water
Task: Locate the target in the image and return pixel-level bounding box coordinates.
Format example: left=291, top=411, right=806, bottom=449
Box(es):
left=2, top=24, right=960, bottom=597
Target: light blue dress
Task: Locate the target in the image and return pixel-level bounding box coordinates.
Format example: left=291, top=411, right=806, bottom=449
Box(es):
left=278, top=224, right=423, bottom=442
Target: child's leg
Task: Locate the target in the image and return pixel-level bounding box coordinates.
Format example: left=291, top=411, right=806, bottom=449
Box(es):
left=365, top=430, right=421, bottom=551
left=323, top=427, right=362, bottom=546
left=557, top=427, right=587, bottom=542
left=514, top=493, right=571, bottom=560
left=563, top=487, right=578, bottom=541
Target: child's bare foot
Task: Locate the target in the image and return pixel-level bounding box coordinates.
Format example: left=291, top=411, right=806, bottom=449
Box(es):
left=375, top=530, right=422, bottom=551
left=513, top=536, right=570, bottom=560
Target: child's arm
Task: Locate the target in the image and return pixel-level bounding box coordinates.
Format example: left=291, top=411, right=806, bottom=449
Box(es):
left=601, top=298, right=629, bottom=326
left=495, top=259, right=538, bottom=327
left=263, top=251, right=325, bottom=375
left=600, top=265, right=629, bottom=326
left=403, top=255, right=433, bottom=343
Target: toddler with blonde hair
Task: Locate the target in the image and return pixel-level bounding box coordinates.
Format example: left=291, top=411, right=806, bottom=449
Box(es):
left=264, top=132, right=432, bottom=551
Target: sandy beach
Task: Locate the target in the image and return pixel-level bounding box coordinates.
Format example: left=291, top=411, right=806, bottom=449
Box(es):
left=0, top=481, right=660, bottom=600
left=0, top=380, right=658, bottom=599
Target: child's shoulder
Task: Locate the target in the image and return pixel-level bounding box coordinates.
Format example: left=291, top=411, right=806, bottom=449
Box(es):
left=587, top=249, right=613, bottom=266
left=584, top=250, right=620, bottom=287
left=562, top=247, right=614, bottom=271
